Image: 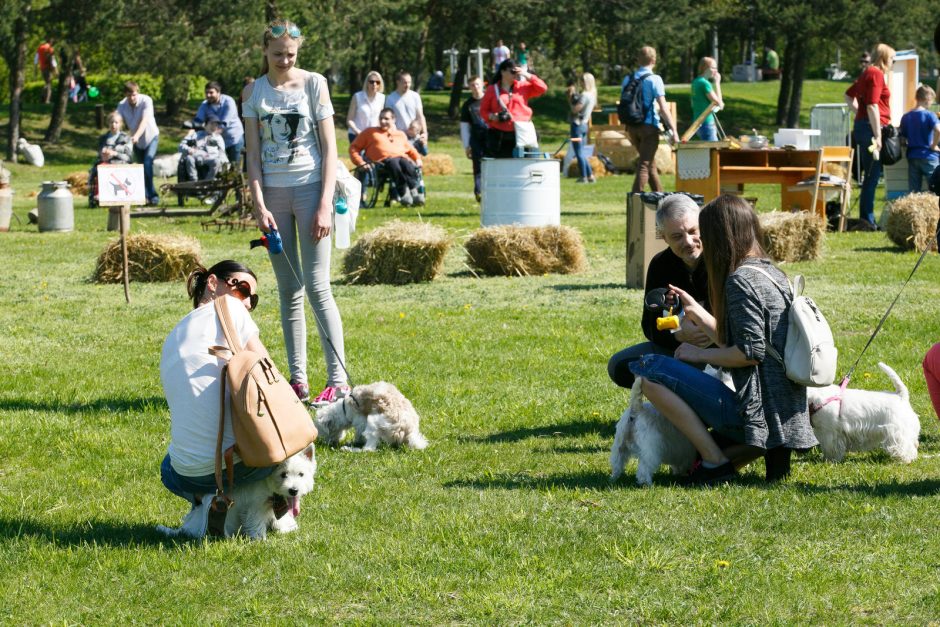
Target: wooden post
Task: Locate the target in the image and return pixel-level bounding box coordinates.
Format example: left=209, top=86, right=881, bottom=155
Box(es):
left=107, top=205, right=130, bottom=231
left=95, top=103, right=105, bottom=129
left=119, top=205, right=130, bottom=304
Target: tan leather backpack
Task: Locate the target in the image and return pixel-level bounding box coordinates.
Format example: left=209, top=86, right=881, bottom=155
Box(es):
left=210, top=296, right=317, bottom=477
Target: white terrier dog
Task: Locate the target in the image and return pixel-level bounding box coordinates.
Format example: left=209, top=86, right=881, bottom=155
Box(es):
left=609, top=376, right=697, bottom=485
left=809, top=362, right=919, bottom=463
left=314, top=381, right=428, bottom=452
left=224, top=444, right=317, bottom=540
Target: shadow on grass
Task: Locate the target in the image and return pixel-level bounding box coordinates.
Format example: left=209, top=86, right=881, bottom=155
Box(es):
left=0, top=517, right=192, bottom=547
left=460, top=417, right=613, bottom=444
left=0, top=396, right=167, bottom=414
left=446, top=469, right=614, bottom=491
left=853, top=246, right=907, bottom=254
left=550, top=282, right=625, bottom=291
left=788, top=478, right=940, bottom=497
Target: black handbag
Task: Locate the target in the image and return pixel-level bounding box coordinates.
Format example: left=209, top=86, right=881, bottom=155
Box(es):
left=880, top=125, right=901, bottom=166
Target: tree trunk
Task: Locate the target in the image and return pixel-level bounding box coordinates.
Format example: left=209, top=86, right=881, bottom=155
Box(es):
left=5, top=2, right=30, bottom=162
left=44, top=48, right=72, bottom=143
left=785, top=38, right=807, bottom=128
left=413, top=14, right=431, bottom=89
left=264, top=0, right=278, bottom=22
left=775, top=36, right=795, bottom=127
left=447, top=53, right=467, bottom=119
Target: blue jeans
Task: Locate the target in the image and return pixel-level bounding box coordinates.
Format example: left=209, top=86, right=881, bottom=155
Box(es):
left=697, top=122, right=718, bottom=141
left=160, top=454, right=275, bottom=505
left=570, top=123, right=593, bottom=179
left=908, top=156, right=939, bottom=193
left=133, top=136, right=160, bottom=204
left=225, top=137, right=245, bottom=171
left=628, top=354, right=744, bottom=443
left=607, top=341, right=676, bottom=388
left=853, top=120, right=880, bottom=225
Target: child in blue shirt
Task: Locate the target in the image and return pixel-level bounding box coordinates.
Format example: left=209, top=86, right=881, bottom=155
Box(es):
left=899, top=85, right=940, bottom=193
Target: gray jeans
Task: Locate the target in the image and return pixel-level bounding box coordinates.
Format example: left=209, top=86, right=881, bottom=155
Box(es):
left=264, top=181, right=347, bottom=387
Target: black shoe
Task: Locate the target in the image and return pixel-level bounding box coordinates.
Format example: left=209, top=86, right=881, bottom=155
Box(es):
left=764, top=447, right=792, bottom=482
left=686, top=460, right=738, bottom=486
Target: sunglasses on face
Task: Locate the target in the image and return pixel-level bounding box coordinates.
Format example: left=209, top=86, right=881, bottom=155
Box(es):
left=270, top=24, right=302, bottom=38
left=223, top=277, right=259, bottom=310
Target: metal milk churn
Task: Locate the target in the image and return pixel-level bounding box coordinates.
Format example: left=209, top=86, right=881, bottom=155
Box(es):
left=37, top=180, right=74, bottom=232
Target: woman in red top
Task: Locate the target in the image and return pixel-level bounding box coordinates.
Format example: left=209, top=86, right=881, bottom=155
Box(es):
left=480, top=59, right=547, bottom=158
left=349, top=108, right=424, bottom=206
left=845, top=43, right=895, bottom=227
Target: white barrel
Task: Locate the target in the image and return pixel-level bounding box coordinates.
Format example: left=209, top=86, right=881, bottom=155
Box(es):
left=0, top=188, right=12, bottom=232
left=37, top=181, right=74, bottom=232
left=481, top=158, right=560, bottom=227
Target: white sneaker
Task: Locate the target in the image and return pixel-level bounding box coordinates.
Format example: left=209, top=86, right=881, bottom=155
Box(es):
left=398, top=189, right=413, bottom=206
left=156, top=497, right=212, bottom=539
left=411, top=187, right=425, bottom=206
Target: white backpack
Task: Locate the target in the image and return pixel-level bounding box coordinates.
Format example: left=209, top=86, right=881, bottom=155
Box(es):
left=745, top=266, right=837, bottom=387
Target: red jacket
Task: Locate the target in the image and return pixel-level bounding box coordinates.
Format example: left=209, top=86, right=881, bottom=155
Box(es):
left=846, top=66, right=891, bottom=126
left=480, top=75, right=548, bottom=132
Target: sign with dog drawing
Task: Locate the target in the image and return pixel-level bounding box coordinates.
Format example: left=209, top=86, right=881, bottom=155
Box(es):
left=96, top=164, right=146, bottom=206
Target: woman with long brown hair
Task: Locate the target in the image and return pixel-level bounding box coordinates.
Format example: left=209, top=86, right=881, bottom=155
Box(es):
left=628, top=195, right=817, bottom=485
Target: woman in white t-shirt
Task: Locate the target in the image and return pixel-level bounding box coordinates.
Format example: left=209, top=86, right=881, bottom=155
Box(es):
left=242, top=19, right=349, bottom=408
left=159, top=260, right=272, bottom=534
left=346, top=71, right=385, bottom=142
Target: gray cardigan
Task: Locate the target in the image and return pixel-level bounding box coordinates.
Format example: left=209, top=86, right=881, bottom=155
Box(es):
left=725, top=259, right=818, bottom=450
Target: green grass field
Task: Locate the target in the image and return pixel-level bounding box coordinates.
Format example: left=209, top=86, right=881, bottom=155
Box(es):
left=1, top=81, right=940, bottom=623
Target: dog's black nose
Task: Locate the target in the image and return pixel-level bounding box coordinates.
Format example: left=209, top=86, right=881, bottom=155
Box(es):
left=288, top=488, right=298, bottom=496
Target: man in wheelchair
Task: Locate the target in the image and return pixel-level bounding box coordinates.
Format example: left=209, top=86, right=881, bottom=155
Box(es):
left=178, top=120, right=229, bottom=182
left=349, top=107, right=424, bottom=206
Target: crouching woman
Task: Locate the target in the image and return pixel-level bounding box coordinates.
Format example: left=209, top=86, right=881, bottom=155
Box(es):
left=158, top=260, right=275, bottom=537
left=629, top=195, right=817, bottom=484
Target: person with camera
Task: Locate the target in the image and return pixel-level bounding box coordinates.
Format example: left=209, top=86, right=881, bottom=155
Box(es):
left=194, top=81, right=245, bottom=169
left=480, top=59, right=547, bottom=158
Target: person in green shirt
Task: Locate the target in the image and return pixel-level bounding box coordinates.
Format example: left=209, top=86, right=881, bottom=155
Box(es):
left=764, top=47, right=779, bottom=71
left=691, top=57, right=724, bottom=141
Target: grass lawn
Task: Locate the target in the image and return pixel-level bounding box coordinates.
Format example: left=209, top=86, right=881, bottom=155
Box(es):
left=1, top=81, right=940, bottom=623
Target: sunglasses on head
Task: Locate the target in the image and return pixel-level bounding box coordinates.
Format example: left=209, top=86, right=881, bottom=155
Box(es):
left=270, top=23, right=302, bottom=38
left=223, top=276, right=259, bottom=311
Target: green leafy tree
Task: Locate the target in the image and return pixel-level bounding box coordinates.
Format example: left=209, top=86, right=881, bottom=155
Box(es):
left=0, top=0, right=32, bottom=160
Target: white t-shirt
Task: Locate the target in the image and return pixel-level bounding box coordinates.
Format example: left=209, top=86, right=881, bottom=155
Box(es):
left=492, top=45, right=510, bottom=68
left=116, top=94, right=159, bottom=149
left=351, top=90, right=385, bottom=133
left=161, top=296, right=260, bottom=477
left=386, top=89, right=424, bottom=133
left=242, top=71, right=335, bottom=187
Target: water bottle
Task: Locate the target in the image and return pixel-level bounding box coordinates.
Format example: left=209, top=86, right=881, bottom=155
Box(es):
left=334, top=196, right=350, bottom=249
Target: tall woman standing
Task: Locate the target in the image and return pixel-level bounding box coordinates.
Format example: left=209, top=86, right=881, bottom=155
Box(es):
left=629, top=195, right=817, bottom=485
left=845, top=43, right=895, bottom=228
left=242, top=19, right=349, bottom=407
left=346, top=71, right=385, bottom=143
left=569, top=72, right=597, bottom=183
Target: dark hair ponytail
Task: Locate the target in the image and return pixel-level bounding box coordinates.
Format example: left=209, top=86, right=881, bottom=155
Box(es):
left=186, top=260, right=257, bottom=309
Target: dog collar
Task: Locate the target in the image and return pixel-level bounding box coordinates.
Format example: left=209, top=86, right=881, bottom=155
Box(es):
left=270, top=494, right=289, bottom=519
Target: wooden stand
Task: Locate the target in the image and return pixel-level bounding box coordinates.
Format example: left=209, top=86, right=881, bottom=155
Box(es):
left=107, top=205, right=131, bottom=303
left=626, top=194, right=667, bottom=289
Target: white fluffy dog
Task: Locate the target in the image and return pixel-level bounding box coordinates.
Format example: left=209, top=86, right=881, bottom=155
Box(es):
left=314, top=381, right=428, bottom=452
left=224, top=444, right=317, bottom=540
left=809, top=362, right=920, bottom=463
left=609, top=376, right=698, bottom=485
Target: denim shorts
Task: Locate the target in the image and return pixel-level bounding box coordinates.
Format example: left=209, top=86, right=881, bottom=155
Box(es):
left=628, top=353, right=744, bottom=442
left=160, top=454, right=275, bottom=505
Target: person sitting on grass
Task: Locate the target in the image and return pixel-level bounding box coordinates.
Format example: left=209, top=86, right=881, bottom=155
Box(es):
left=179, top=120, right=229, bottom=182
left=349, top=107, right=424, bottom=206
left=629, top=194, right=818, bottom=485
left=88, top=112, right=133, bottom=207
left=158, top=261, right=272, bottom=538
left=607, top=194, right=712, bottom=389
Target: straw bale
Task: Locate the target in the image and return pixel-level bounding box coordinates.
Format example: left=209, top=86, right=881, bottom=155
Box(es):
left=342, top=219, right=450, bottom=284
left=465, top=225, right=588, bottom=276
left=759, top=211, right=825, bottom=263
left=93, top=233, right=202, bottom=283
left=65, top=171, right=88, bottom=196
left=422, top=153, right=455, bottom=176
left=653, top=144, right=675, bottom=175
left=884, top=192, right=939, bottom=251
left=566, top=155, right=612, bottom=178
left=596, top=131, right=636, bottom=170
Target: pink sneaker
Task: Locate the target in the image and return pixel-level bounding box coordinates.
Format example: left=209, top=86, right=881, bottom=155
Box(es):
left=290, top=381, right=310, bottom=403
left=311, top=385, right=351, bottom=408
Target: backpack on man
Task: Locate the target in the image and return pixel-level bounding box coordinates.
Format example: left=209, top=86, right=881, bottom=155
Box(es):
left=617, top=73, right=651, bottom=126
left=744, top=267, right=838, bottom=387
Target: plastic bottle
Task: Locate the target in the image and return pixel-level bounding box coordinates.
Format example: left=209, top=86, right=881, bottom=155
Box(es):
left=334, top=196, right=350, bottom=249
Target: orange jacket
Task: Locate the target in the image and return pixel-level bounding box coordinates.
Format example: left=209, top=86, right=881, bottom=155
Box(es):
left=349, top=127, right=419, bottom=166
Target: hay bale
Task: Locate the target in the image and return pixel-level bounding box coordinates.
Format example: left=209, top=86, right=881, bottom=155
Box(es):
left=884, top=192, right=939, bottom=251
left=65, top=171, right=88, bottom=196
left=566, top=155, right=611, bottom=178
left=465, top=225, right=588, bottom=276
left=421, top=153, right=455, bottom=176
left=93, top=233, right=202, bottom=283
left=596, top=131, right=637, bottom=171
left=342, top=220, right=450, bottom=284
left=653, top=143, right=675, bottom=175
left=759, top=211, right=825, bottom=263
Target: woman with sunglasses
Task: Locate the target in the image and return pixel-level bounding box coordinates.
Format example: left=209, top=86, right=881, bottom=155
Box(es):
left=159, top=260, right=272, bottom=536
left=243, top=19, right=350, bottom=407
left=346, top=71, right=385, bottom=143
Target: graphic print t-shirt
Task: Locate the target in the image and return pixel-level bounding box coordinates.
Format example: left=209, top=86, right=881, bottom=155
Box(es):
left=243, top=72, right=335, bottom=187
